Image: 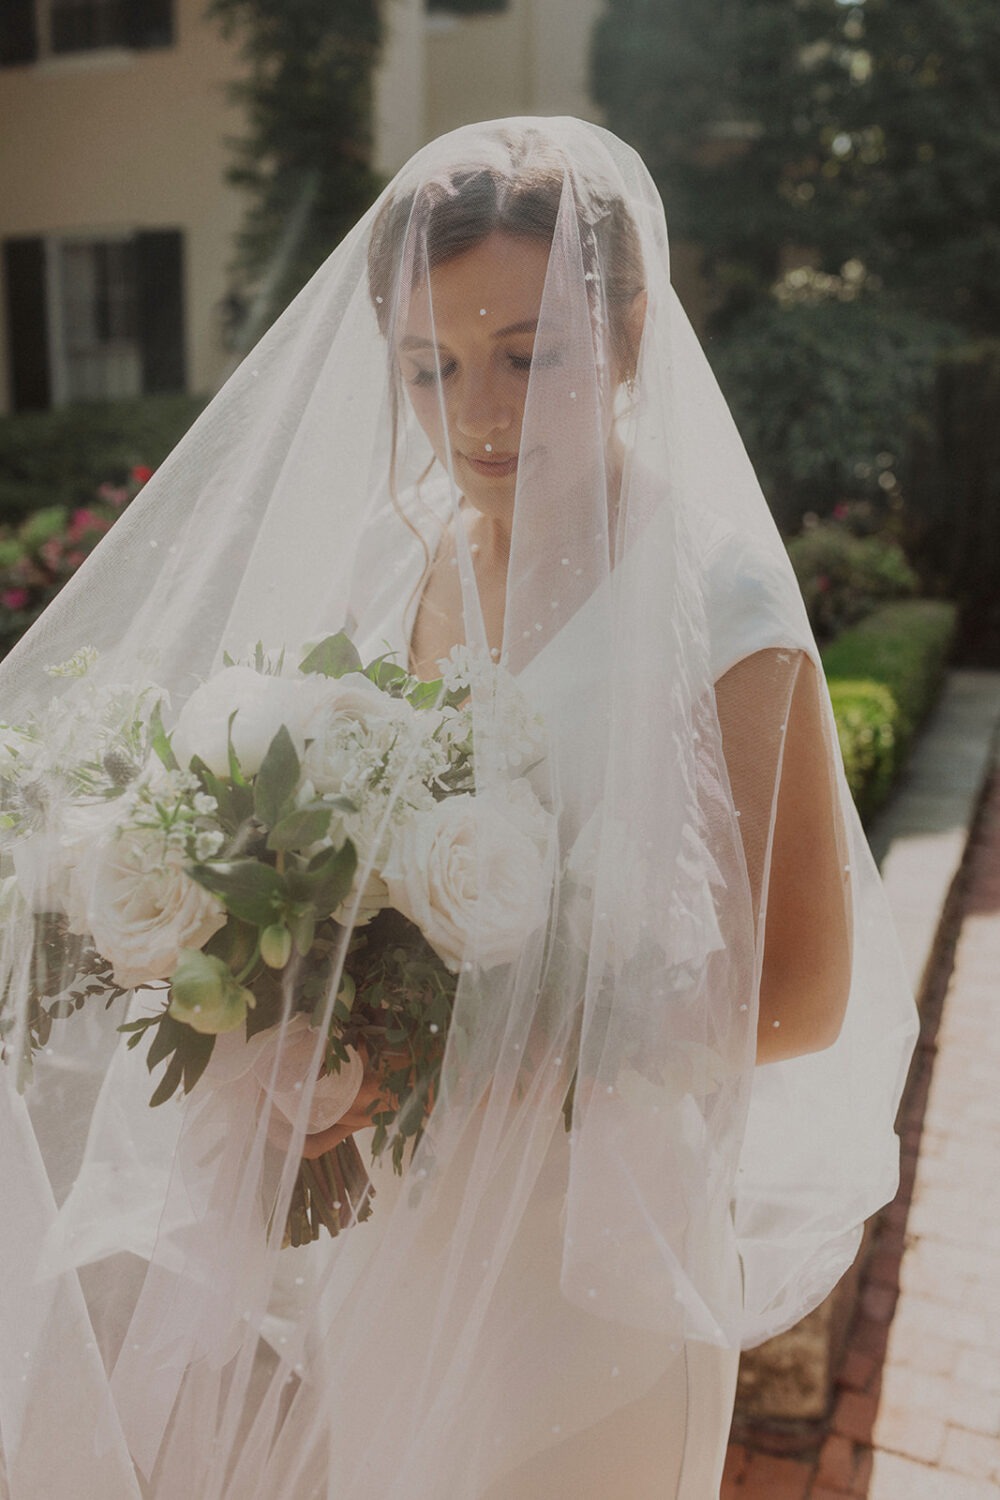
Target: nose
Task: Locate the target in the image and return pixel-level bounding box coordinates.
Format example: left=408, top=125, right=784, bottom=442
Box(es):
left=452, top=368, right=514, bottom=447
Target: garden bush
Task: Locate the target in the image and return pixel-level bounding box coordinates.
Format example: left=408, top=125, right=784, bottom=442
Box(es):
left=0, top=395, right=205, bottom=524
left=786, top=520, right=918, bottom=644
left=0, top=472, right=149, bottom=656
left=823, top=599, right=957, bottom=821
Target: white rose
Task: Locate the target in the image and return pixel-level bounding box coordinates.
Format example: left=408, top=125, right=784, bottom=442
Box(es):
left=250, top=1012, right=365, bottom=1133
left=382, top=780, right=553, bottom=973
left=301, top=675, right=411, bottom=796
left=85, top=825, right=227, bottom=989
left=171, top=666, right=318, bottom=779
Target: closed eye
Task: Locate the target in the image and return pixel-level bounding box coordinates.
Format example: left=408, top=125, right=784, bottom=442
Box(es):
left=508, top=347, right=564, bottom=373
left=408, top=359, right=457, bottom=387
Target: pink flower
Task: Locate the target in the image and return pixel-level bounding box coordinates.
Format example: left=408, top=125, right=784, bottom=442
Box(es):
left=816, top=574, right=831, bottom=593
left=39, top=539, right=64, bottom=571
left=68, top=508, right=104, bottom=542
left=131, top=464, right=154, bottom=486
left=1, top=588, right=30, bottom=610
left=832, top=503, right=849, bottom=521
left=97, top=482, right=129, bottom=506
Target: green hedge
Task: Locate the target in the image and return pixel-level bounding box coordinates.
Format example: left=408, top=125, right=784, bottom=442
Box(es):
left=823, top=599, right=957, bottom=821
left=0, top=395, right=206, bottom=524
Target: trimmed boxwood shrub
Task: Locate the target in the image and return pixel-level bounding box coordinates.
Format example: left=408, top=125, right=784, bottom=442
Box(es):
left=823, top=599, right=957, bottom=821
left=827, top=680, right=898, bottom=823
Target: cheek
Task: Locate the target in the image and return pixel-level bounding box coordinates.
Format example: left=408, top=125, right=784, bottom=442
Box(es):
left=407, top=386, right=449, bottom=451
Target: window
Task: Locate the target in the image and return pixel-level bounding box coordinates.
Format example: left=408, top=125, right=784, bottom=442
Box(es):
left=3, top=230, right=186, bottom=411
left=56, top=237, right=141, bottom=401
left=0, top=0, right=173, bottom=65
left=50, top=0, right=130, bottom=54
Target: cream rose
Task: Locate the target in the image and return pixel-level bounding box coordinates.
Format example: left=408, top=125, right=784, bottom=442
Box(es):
left=300, top=674, right=412, bottom=796
left=382, top=781, right=553, bottom=973
left=85, top=826, right=227, bottom=989
left=171, top=666, right=318, bottom=778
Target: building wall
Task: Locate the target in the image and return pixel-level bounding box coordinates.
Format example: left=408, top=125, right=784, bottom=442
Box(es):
left=0, top=0, right=247, bottom=411
left=1, top=0, right=675, bottom=416
left=423, top=0, right=603, bottom=150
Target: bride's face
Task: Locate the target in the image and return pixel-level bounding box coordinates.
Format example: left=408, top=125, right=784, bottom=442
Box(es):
left=398, top=232, right=558, bottom=524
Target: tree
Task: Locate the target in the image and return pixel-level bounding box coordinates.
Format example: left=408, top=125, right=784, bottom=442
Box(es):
left=210, top=0, right=384, bottom=339
left=591, top=0, right=1000, bottom=532
left=592, top=0, right=1000, bottom=335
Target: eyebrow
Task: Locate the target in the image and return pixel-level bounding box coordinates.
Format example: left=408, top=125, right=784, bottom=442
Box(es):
left=399, top=318, right=539, bottom=353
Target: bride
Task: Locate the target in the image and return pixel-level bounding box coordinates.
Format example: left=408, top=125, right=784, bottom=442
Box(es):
left=0, top=119, right=917, bottom=1500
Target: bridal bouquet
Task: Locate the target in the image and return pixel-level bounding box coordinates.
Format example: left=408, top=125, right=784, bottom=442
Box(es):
left=0, top=634, right=552, bottom=1244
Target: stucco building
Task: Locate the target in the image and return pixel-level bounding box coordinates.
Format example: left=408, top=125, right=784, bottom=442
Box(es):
left=0, top=0, right=605, bottom=414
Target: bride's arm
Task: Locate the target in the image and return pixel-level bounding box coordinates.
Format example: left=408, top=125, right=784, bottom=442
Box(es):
left=715, top=647, right=853, bottom=1065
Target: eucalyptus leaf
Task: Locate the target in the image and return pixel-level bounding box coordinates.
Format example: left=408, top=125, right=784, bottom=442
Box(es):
left=146, top=1011, right=188, bottom=1071
left=254, top=724, right=301, bottom=828
left=289, top=909, right=316, bottom=956
left=188, top=859, right=287, bottom=925
left=266, top=804, right=331, bottom=852
left=285, top=841, right=357, bottom=915
left=150, top=1050, right=186, bottom=1108
left=298, top=633, right=362, bottom=679
left=226, top=710, right=250, bottom=789
left=149, top=698, right=179, bottom=772
left=364, top=655, right=408, bottom=691
left=189, top=755, right=253, bottom=834
left=181, top=1032, right=216, bottom=1093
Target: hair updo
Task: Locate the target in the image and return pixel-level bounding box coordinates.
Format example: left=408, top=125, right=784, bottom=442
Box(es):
left=367, top=129, right=646, bottom=384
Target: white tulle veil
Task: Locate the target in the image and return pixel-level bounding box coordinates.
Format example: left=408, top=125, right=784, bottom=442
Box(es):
left=0, top=117, right=916, bottom=1499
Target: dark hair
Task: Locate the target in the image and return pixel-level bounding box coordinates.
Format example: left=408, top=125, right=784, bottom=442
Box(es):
left=367, top=144, right=646, bottom=382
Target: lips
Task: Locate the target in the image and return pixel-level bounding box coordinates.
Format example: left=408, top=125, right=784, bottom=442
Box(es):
left=462, top=452, right=519, bottom=478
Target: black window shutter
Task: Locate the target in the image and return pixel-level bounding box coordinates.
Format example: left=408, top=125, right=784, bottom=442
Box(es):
left=0, top=0, right=39, bottom=65
left=125, top=0, right=174, bottom=50
left=135, top=229, right=186, bottom=394
left=3, top=238, right=51, bottom=412
left=426, top=0, right=508, bottom=13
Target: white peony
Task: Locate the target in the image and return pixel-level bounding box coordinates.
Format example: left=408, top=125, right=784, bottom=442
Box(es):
left=171, top=666, right=319, bottom=779
left=84, top=825, right=227, bottom=989
left=382, top=779, right=554, bottom=973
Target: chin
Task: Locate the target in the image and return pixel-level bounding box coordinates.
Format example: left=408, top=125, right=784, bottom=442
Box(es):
left=463, top=491, right=517, bottom=529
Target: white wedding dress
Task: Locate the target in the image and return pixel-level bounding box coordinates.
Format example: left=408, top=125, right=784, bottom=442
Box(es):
left=0, top=118, right=917, bottom=1500
left=337, top=479, right=811, bottom=1499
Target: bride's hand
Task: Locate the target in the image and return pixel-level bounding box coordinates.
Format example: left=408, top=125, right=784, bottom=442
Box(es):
left=298, top=1055, right=390, bottom=1158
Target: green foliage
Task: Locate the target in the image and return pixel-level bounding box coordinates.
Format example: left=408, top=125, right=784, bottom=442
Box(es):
left=593, top=0, right=1000, bottom=534
left=826, top=679, right=897, bottom=822
left=823, top=598, right=957, bottom=819
left=786, top=517, right=917, bottom=642
left=0, top=395, right=204, bottom=525
left=593, top=0, right=1000, bottom=335
left=208, top=0, right=384, bottom=328
left=0, top=471, right=153, bottom=659
left=711, top=297, right=955, bottom=528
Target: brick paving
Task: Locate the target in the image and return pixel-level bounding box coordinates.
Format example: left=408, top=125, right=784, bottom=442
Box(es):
left=723, top=765, right=1000, bottom=1498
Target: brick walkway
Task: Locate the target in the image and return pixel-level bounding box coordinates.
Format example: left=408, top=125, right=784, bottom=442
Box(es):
left=722, top=766, right=1000, bottom=1499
